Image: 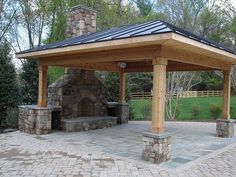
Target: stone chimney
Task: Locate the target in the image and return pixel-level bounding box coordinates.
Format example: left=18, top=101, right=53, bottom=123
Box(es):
left=66, top=5, right=97, bottom=38
left=65, top=5, right=96, bottom=74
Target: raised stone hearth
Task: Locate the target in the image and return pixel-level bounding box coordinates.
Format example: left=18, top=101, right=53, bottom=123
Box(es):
left=62, top=116, right=117, bottom=132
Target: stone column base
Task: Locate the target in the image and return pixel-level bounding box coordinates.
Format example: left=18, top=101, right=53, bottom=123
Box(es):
left=117, top=103, right=129, bottom=124
left=216, top=119, right=235, bottom=138
left=142, top=132, right=171, bottom=164
left=19, top=105, right=52, bottom=135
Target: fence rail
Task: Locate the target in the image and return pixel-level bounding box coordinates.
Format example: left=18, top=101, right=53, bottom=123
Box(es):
left=131, top=90, right=223, bottom=99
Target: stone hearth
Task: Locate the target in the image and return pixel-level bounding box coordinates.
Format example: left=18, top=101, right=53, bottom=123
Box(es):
left=62, top=116, right=117, bottom=132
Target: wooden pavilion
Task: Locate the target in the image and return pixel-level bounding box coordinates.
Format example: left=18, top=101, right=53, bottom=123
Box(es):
left=16, top=20, right=236, bottom=135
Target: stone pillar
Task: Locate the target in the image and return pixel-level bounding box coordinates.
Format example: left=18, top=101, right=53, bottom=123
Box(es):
left=142, top=132, right=171, bottom=164
left=216, top=119, right=235, bottom=138
left=19, top=105, right=52, bottom=135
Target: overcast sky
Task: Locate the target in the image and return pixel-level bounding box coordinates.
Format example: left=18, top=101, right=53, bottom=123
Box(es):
left=231, top=0, right=236, bottom=7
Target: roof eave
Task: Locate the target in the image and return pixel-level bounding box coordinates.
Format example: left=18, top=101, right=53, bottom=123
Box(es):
left=15, top=33, right=173, bottom=59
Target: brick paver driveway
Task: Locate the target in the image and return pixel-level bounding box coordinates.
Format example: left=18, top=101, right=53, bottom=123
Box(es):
left=0, top=121, right=235, bottom=177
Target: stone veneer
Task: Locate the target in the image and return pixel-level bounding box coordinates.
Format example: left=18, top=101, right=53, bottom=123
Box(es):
left=66, top=5, right=96, bottom=38
left=19, top=105, right=52, bottom=135
left=142, top=132, right=171, bottom=164
left=216, top=119, right=235, bottom=138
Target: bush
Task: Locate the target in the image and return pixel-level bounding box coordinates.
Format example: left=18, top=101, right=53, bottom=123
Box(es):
left=129, top=106, right=135, bottom=120
left=175, top=104, right=180, bottom=119
left=209, top=104, right=222, bottom=119
left=141, top=102, right=152, bottom=120
left=191, top=105, right=200, bottom=120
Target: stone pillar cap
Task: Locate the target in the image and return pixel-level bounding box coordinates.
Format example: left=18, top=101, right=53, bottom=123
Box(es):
left=142, top=132, right=171, bottom=139
left=216, top=119, right=235, bottom=123
left=67, top=5, right=97, bottom=13
left=18, top=105, right=53, bottom=110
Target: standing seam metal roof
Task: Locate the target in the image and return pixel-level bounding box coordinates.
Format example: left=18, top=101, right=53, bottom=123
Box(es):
left=17, top=20, right=236, bottom=55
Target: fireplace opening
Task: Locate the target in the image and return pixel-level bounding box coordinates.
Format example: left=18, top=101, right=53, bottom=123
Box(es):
left=81, top=98, right=95, bottom=116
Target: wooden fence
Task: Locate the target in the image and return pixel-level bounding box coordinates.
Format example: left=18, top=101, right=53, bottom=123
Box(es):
left=131, top=90, right=223, bottom=99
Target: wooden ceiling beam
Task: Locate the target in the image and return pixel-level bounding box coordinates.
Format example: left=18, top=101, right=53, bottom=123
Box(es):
left=39, top=45, right=161, bottom=65
left=123, top=61, right=217, bottom=72
left=56, top=62, right=119, bottom=72
left=38, top=45, right=232, bottom=71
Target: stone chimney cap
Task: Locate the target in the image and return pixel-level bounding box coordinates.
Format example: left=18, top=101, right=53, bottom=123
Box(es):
left=68, top=5, right=97, bottom=13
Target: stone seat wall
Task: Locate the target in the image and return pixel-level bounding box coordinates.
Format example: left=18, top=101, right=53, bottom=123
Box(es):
left=62, top=116, right=117, bottom=132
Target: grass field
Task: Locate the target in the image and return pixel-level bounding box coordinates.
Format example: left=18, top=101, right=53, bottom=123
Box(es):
left=128, top=96, right=236, bottom=121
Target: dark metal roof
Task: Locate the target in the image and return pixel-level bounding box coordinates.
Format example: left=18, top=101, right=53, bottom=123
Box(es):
left=17, top=20, right=236, bottom=55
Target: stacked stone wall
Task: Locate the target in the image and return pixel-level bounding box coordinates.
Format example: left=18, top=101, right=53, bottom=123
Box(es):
left=19, top=105, right=52, bottom=135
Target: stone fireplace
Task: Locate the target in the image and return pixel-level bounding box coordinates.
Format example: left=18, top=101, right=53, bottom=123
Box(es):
left=48, top=70, right=107, bottom=119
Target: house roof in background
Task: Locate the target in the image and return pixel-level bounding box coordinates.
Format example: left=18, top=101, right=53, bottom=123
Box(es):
left=16, top=20, right=236, bottom=55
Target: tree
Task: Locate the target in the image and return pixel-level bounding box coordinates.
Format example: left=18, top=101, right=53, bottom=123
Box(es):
left=0, top=0, right=18, bottom=41
left=100, top=72, right=120, bottom=102
left=132, top=0, right=154, bottom=17
left=0, top=42, right=19, bottom=127
left=20, top=60, right=38, bottom=104
left=128, top=73, right=153, bottom=92
left=166, top=72, right=201, bottom=120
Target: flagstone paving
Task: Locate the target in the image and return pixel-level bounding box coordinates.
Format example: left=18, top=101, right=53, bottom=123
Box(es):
left=0, top=121, right=235, bottom=177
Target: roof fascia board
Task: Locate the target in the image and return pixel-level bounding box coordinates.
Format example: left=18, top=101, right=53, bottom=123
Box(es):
left=171, top=33, right=236, bottom=62
left=16, top=33, right=172, bottom=59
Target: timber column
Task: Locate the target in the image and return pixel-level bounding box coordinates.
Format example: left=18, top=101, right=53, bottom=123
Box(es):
left=216, top=69, right=235, bottom=138
left=151, top=58, right=167, bottom=133
left=117, top=70, right=129, bottom=124
left=142, top=57, right=171, bottom=164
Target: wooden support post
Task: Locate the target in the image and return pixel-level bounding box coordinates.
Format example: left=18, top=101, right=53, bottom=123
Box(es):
left=222, top=69, right=231, bottom=119
left=38, top=64, right=48, bottom=107
left=119, top=71, right=126, bottom=104
left=151, top=58, right=167, bottom=133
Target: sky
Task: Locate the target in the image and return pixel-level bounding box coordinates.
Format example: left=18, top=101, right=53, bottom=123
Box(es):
left=232, top=0, right=236, bottom=7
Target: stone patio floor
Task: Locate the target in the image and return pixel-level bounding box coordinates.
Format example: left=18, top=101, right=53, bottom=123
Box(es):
left=0, top=121, right=236, bottom=177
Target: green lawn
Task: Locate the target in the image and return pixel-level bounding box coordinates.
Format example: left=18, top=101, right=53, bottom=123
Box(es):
left=128, top=96, right=236, bottom=121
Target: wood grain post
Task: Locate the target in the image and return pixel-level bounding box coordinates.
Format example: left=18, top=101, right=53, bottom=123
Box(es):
left=119, top=71, right=126, bottom=104
left=151, top=58, right=167, bottom=133
left=38, top=64, right=48, bottom=107
left=222, top=69, right=231, bottom=119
